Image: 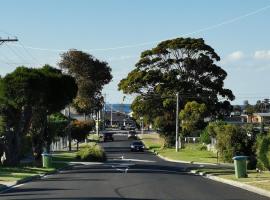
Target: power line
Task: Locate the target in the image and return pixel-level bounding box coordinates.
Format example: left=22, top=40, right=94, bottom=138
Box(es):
left=7, top=3, right=270, bottom=53
left=18, top=41, right=42, bottom=66
left=0, top=37, right=18, bottom=46
left=5, top=43, right=29, bottom=64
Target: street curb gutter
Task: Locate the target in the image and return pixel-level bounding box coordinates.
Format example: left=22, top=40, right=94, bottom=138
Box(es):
left=0, top=164, right=73, bottom=193
left=150, top=148, right=270, bottom=198
left=155, top=152, right=232, bottom=167
left=189, top=170, right=270, bottom=198
left=207, top=175, right=270, bottom=198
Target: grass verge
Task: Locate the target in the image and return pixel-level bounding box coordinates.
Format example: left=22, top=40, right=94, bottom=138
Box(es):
left=0, top=142, right=103, bottom=185
left=139, top=133, right=218, bottom=164
left=157, top=144, right=218, bottom=164
left=0, top=166, right=55, bottom=183
left=139, top=133, right=164, bottom=150
left=195, top=167, right=270, bottom=191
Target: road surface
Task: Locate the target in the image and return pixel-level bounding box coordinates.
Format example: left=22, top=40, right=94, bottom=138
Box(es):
left=0, top=133, right=268, bottom=200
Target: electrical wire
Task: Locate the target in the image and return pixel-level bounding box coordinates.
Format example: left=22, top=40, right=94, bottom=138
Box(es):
left=6, top=3, right=270, bottom=53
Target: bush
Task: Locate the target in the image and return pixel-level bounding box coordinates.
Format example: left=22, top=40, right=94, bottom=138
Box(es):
left=200, top=129, right=211, bottom=144
left=256, top=135, right=270, bottom=170
left=215, top=124, right=248, bottom=162
left=77, top=144, right=106, bottom=162
left=71, top=120, right=95, bottom=143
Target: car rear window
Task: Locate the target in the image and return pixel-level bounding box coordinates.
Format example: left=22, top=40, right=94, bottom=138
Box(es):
left=133, top=142, right=143, bottom=145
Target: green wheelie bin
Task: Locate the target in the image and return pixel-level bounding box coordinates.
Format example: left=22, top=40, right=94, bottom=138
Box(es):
left=232, top=156, right=248, bottom=178
left=42, top=153, right=53, bottom=168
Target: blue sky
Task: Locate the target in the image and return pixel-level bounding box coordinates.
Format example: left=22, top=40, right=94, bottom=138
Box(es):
left=0, top=0, right=270, bottom=105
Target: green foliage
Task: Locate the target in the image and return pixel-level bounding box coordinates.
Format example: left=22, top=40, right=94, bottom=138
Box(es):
left=198, top=144, right=207, bottom=151
left=180, top=101, right=206, bottom=135
left=214, top=124, right=249, bottom=162
left=0, top=65, right=77, bottom=163
left=245, top=105, right=255, bottom=115
left=206, top=121, right=227, bottom=137
left=76, top=144, right=106, bottom=162
left=200, top=129, right=211, bottom=144
left=118, top=37, right=234, bottom=142
left=59, top=50, right=112, bottom=114
left=71, top=120, right=95, bottom=142
left=256, top=135, right=270, bottom=170
left=46, top=112, right=69, bottom=144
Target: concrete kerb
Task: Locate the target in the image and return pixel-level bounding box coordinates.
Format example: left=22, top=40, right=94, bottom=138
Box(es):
left=155, top=152, right=270, bottom=198
left=155, top=151, right=232, bottom=167
left=189, top=170, right=270, bottom=198
left=0, top=162, right=76, bottom=193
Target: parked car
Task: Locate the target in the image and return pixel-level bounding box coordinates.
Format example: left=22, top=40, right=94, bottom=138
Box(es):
left=130, top=141, right=145, bottom=152
left=102, top=132, right=114, bottom=142
left=128, top=130, right=137, bottom=139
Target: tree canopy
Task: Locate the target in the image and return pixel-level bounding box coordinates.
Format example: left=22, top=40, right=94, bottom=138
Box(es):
left=59, top=50, right=112, bottom=114
left=119, top=37, right=234, bottom=141
left=180, top=101, right=207, bottom=135
left=0, top=65, right=77, bottom=164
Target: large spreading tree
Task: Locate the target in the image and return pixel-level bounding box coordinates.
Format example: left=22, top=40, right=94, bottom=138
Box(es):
left=58, top=50, right=112, bottom=115
left=119, top=37, right=234, bottom=145
left=0, top=65, right=77, bottom=164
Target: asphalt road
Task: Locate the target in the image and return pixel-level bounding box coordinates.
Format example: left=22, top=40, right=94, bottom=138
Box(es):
left=0, top=133, right=269, bottom=200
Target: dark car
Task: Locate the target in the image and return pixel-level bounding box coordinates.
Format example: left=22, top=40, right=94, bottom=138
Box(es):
left=102, top=132, right=114, bottom=142
left=128, top=130, right=137, bottom=139
left=130, top=141, right=145, bottom=152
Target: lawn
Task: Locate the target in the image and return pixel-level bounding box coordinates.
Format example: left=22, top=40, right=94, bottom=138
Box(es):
left=139, top=133, right=164, bottom=150
left=88, top=133, right=101, bottom=142
left=196, top=167, right=270, bottom=191
left=139, top=133, right=218, bottom=164
left=157, top=144, right=218, bottom=164
left=0, top=149, right=79, bottom=184
left=0, top=166, right=54, bottom=183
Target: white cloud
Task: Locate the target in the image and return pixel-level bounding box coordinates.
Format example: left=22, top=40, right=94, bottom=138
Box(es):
left=254, top=50, right=270, bottom=60
left=227, top=51, right=245, bottom=61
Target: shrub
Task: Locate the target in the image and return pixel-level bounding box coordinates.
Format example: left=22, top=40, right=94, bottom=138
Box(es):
left=77, top=144, right=106, bottom=162
left=71, top=120, right=95, bottom=150
left=256, top=135, right=270, bottom=170
left=215, top=124, right=248, bottom=162
left=197, top=144, right=207, bottom=151
left=200, top=129, right=211, bottom=144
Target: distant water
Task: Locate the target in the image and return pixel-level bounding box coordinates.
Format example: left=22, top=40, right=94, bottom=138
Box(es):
left=105, top=104, right=131, bottom=113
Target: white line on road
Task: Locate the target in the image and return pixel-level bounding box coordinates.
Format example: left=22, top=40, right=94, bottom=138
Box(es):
left=121, top=158, right=156, bottom=163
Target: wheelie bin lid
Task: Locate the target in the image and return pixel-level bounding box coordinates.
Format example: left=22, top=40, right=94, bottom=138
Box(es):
left=232, top=156, right=248, bottom=160
left=41, top=153, right=51, bottom=156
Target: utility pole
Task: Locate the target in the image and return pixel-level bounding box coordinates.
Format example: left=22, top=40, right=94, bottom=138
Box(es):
left=96, top=111, right=100, bottom=136
left=176, top=92, right=179, bottom=152
left=110, top=104, right=113, bottom=127
left=140, top=117, right=144, bottom=135
left=68, top=106, right=72, bottom=151
left=103, top=93, right=106, bottom=130
left=0, top=37, right=18, bottom=45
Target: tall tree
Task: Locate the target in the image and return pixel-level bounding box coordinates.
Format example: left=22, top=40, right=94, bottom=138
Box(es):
left=0, top=65, right=77, bottom=163
left=119, top=37, right=234, bottom=143
left=58, top=50, right=112, bottom=115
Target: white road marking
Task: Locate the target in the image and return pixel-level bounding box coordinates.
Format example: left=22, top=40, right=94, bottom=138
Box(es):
left=121, top=158, right=156, bottom=163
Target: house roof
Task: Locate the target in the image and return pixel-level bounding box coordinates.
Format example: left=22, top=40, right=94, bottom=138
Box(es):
left=254, top=113, right=270, bottom=117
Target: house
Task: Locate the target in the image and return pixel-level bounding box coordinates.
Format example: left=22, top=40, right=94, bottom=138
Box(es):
left=241, top=113, right=270, bottom=124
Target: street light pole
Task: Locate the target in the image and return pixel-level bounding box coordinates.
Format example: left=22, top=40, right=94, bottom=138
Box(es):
left=68, top=106, right=72, bottom=151
left=176, top=92, right=179, bottom=152
left=140, top=117, right=144, bottom=134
